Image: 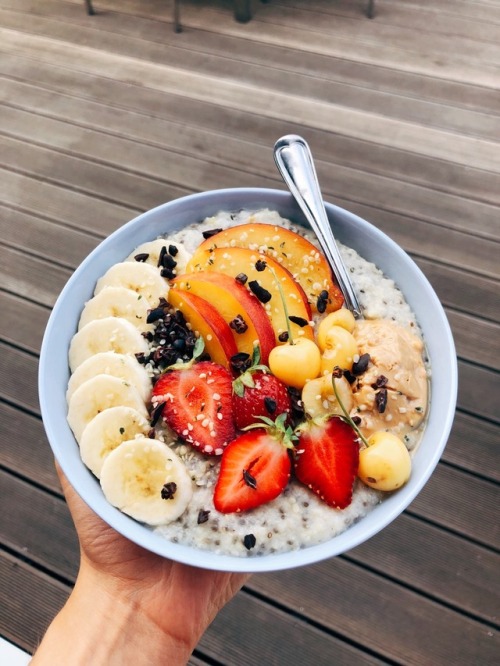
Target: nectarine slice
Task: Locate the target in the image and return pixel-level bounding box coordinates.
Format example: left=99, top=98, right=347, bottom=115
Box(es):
left=167, top=289, right=237, bottom=369
left=170, top=272, right=275, bottom=364
left=188, top=222, right=343, bottom=312
left=186, top=247, right=314, bottom=344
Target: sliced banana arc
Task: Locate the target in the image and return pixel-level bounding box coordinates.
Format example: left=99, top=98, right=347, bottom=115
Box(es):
left=67, top=374, right=148, bottom=442
left=94, top=261, right=169, bottom=305
left=126, top=239, right=191, bottom=276
left=79, top=406, right=151, bottom=478
left=68, top=317, right=149, bottom=372
left=67, top=351, right=152, bottom=404
left=78, top=286, right=152, bottom=331
left=100, top=437, right=193, bottom=526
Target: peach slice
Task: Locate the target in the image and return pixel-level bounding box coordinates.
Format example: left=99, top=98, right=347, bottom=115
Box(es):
left=189, top=222, right=343, bottom=312
left=170, top=272, right=275, bottom=364
left=186, top=247, right=314, bottom=344
left=167, top=289, right=237, bottom=369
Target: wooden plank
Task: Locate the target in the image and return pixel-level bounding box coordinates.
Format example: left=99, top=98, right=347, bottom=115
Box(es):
left=458, top=361, right=500, bottom=422
left=0, top=205, right=99, bottom=269
left=179, top=4, right=500, bottom=88
left=2, top=470, right=496, bottom=663
left=2, top=1, right=500, bottom=142
left=0, top=169, right=137, bottom=237
left=0, top=290, right=49, bottom=354
left=409, top=463, right=499, bottom=549
left=58, top=0, right=500, bottom=88
left=1, top=28, right=498, bottom=175
left=251, top=557, right=500, bottom=664
left=0, top=402, right=59, bottom=490
left=447, top=310, right=500, bottom=370
left=3, top=464, right=498, bottom=628
left=3, top=75, right=500, bottom=211
left=0, top=343, right=41, bottom=414
left=347, top=512, right=499, bottom=624
left=3, top=114, right=499, bottom=244
left=1, top=244, right=72, bottom=308
left=0, top=134, right=266, bottom=207
left=333, top=198, right=500, bottom=279
left=0, top=551, right=69, bottom=654
left=0, top=472, right=386, bottom=665
left=414, top=257, right=499, bottom=324
left=0, top=470, right=79, bottom=580
left=443, top=411, right=500, bottom=482
left=2, top=118, right=499, bottom=278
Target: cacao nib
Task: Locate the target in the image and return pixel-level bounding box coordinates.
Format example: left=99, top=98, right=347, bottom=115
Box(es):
left=230, top=352, right=252, bottom=374
left=157, top=245, right=167, bottom=268
left=316, top=290, right=329, bottom=313
left=168, top=244, right=179, bottom=256
left=197, top=509, right=210, bottom=525
left=160, top=267, right=175, bottom=279
left=248, top=280, right=272, bottom=303
left=161, top=482, right=177, bottom=500
left=372, top=375, right=388, bottom=389
left=162, top=253, right=177, bottom=270
left=375, top=388, right=388, bottom=413
left=235, top=273, right=248, bottom=285
left=134, top=253, right=149, bottom=262
left=202, top=228, right=222, bottom=239
left=287, top=386, right=305, bottom=422
left=150, top=401, right=165, bottom=427
left=147, top=307, right=166, bottom=324
left=243, top=534, right=257, bottom=550
left=229, top=314, right=248, bottom=334
left=289, top=315, right=309, bottom=327
left=352, top=353, right=370, bottom=375
left=255, top=259, right=267, bottom=272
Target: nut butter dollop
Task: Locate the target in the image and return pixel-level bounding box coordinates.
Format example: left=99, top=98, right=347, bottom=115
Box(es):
left=350, top=319, right=428, bottom=443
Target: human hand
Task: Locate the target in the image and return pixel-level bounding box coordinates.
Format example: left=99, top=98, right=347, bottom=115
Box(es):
left=32, top=463, right=250, bottom=665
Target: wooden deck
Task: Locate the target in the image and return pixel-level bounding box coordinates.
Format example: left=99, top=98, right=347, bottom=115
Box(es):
left=0, top=0, right=499, bottom=662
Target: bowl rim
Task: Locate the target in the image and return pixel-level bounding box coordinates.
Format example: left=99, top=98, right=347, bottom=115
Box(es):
left=38, top=187, right=458, bottom=573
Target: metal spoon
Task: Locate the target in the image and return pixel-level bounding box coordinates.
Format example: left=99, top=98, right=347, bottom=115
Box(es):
left=274, top=134, right=363, bottom=319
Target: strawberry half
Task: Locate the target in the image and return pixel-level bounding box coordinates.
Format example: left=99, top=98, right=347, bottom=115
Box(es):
left=295, top=416, right=359, bottom=509
left=214, top=414, right=294, bottom=513
left=152, top=360, right=235, bottom=455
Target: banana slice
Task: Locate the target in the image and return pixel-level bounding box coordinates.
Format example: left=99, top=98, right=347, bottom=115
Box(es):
left=94, top=261, right=169, bottom=305
left=67, top=351, right=152, bottom=403
left=302, top=373, right=354, bottom=419
left=79, top=406, right=151, bottom=478
left=68, top=317, right=149, bottom=372
left=126, top=239, right=191, bottom=276
left=78, top=286, right=152, bottom=331
left=67, top=374, right=148, bottom=442
left=100, top=437, right=193, bottom=526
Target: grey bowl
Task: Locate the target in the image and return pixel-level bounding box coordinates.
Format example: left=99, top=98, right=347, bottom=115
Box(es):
left=39, top=188, right=458, bottom=572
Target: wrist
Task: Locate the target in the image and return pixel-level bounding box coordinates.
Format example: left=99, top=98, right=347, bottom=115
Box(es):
left=32, top=561, right=194, bottom=665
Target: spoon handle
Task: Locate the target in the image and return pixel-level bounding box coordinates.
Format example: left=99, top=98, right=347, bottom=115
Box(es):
left=274, top=134, right=363, bottom=319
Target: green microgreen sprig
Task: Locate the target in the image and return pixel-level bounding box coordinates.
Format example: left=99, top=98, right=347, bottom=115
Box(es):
left=331, top=368, right=370, bottom=447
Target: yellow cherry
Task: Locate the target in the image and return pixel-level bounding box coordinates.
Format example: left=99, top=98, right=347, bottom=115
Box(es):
left=319, top=325, right=358, bottom=373
left=317, top=309, right=356, bottom=349
left=269, top=338, right=321, bottom=389
left=301, top=373, right=354, bottom=418
left=358, top=431, right=411, bottom=491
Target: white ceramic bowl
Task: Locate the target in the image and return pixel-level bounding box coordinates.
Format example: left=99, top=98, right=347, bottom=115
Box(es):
left=39, top=188, right=457, bottom=573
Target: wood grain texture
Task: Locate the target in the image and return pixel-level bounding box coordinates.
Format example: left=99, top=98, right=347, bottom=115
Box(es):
left=1, top=0, right=498, bottom=661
